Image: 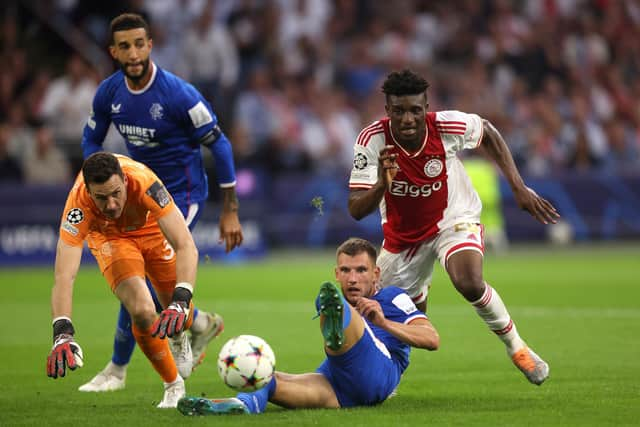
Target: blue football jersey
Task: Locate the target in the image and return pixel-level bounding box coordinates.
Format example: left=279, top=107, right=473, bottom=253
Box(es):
left=82, top=63, right=236, bottom=207
left=368, top=286, right=428, bottom=372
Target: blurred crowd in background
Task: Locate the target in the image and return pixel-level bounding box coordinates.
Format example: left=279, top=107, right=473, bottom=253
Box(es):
left=1, top=0, right=640, bottom=187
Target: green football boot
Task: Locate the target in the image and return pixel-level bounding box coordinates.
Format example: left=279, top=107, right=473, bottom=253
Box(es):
left=317, top=281, right=344, bottom=351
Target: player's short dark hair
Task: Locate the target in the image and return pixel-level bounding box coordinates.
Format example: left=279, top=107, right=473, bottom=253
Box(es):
left=110, top=13, right=150, bottom=45
left=336, top=238, right=377, bottom=264
left=82, top=152, right=124, bottom=187
left=381, top=69, right=430, bottom=97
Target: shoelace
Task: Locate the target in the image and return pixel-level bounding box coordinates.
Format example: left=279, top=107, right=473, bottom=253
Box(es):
left=170, top=335, right=190, bottom=359
left=178, top=335, right=190, bottom=357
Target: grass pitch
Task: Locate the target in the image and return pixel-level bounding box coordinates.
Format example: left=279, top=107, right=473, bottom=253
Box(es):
left=1, top=243, right=638, bottom=426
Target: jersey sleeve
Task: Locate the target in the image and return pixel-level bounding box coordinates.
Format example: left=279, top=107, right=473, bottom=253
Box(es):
left=177, top=82, right=237, bottom=187
left=348, top=123, right=385, bottom=189
left=207, top=132, right=237, bottom=188
left=435, top=110, right=484, bottom=155
left=81, top=81, right=112, bottom=158
left=175, top=82, right=219, bottom=143
left=135, top=166, right=177, bottom=219
left=59, top=181, right=92, bottom=247
left=381, top=287, right=428, bottom=324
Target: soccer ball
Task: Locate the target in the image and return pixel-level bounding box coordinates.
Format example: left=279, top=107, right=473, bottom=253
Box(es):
left=217, top=335, right=276, bottom=392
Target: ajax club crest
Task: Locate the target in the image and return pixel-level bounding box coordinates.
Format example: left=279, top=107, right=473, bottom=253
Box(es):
left=424, top=158, right=443, bottom=177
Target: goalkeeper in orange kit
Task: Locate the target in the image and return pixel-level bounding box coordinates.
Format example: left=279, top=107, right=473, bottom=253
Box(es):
left=46, top=152, right=203, bottom=408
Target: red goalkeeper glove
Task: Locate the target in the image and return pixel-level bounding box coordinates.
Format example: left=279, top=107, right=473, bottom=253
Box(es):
left=151, top=301, right=190, bottom=338
left=152, top=284, right=193, bottom=338
left=47, top=333, right=84, bottom=378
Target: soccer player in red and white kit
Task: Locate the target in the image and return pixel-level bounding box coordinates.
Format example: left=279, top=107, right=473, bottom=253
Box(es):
left=348, top=69, right=560, bottom=385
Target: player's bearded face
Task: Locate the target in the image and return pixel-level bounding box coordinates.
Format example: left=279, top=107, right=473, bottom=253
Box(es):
left=88, top=175, right=128, bottom=220
left=335, top=253, right=380, bottom=305
left=386, top=94, right=428, bottom=147
left=111, top=28, right=152, bottom=83
left=120, top=56, right=150, bottom=81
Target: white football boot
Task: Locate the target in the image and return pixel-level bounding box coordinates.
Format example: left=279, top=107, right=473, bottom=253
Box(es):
left=78, top=361, right=126, bottom=392
left=190, top=312, right=224, bottom=371
left=157, top=376, right=186, bottom=408
left=169, top=332, right=193, bottom=379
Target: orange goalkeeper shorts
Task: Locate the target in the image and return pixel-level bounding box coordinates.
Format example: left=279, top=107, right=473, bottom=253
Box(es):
left=89, top=232, right=177, bottom=301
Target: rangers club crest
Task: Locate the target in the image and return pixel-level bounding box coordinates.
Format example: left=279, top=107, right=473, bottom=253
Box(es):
left=354, top=153, right=368, bottom=170
left=66, top=208, right=84, bottom=224
left=149, top=103, right=163, bottom=120
left=424, top=158, right=443, bottom=177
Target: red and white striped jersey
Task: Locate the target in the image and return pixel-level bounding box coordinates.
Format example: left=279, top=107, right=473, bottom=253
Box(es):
left=349, top=110, right=484, bottom=253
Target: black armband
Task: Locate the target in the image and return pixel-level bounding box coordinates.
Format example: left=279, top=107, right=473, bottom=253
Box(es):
left=199, top=124, right=222, bottom=147
left=53, top=318, right=75, bottom=340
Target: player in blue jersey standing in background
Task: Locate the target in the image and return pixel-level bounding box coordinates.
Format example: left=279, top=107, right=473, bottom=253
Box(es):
left=78, top=13, right=243, bottom=392
left=177, top=237, right=440, bottom=415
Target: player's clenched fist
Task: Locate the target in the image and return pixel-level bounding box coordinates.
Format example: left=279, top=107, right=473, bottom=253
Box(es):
left=152, top=301, right=190, bottom=338
left=378, top=145, right=399, bottom=189
left=355, top=297, right=385, bottom=326
left=47, top=333, right=84, bottom=378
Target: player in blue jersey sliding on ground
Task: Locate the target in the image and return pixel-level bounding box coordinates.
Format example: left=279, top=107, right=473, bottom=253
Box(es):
left=177, top=237, right=440, bottom=415
left=78, top=13, right=243, bottom=392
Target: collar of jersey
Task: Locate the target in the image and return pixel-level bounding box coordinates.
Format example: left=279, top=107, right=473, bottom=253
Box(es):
left=125, top=61, right=157, bottom=95
left=389, top=125, right=428, bottom=158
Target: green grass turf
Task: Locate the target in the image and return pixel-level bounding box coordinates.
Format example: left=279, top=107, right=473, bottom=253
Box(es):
left=1, top=244, right=638, bottom=426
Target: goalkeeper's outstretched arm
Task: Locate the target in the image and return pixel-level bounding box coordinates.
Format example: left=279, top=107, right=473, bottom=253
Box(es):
left=52, top=239, right=83, bottom=320
left=47, top=239, right=84, bottom=379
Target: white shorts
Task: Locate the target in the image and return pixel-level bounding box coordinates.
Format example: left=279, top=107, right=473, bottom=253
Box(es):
left=377, top=223, right=485, bottom=305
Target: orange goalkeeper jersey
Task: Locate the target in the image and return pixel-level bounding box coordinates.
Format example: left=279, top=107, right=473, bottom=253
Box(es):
left=59, top=154, right=175, bottom=249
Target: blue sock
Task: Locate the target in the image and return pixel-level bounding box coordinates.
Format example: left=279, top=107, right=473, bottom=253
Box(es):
left=236, top=377, right=277, bottom=414
left=111, top=304, right=136, bottom=365
left=315, top=288, right=351, bottom=329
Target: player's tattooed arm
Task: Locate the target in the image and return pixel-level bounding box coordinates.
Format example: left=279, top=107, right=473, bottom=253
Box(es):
left=219, top=187, right=243, bottom=253
left=481, top=119, right=560, bottom=225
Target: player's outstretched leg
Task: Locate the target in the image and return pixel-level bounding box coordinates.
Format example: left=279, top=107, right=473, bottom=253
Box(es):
left=190, top=311, right=224, bottom=371
left=470, top=282, right=550, bottom=384
left=511, top=347, right=550, bottom=385
left=177, top=397, right=249, bottom=415
left=177, top=377, right=276, bottom=415
left=316, top=281, right=351, bottom=351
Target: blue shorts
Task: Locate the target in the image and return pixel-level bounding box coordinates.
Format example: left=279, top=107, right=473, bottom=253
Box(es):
left=316, top=327, right=402, bottom=407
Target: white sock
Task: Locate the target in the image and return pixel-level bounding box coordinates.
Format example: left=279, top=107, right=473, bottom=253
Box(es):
left=471, top=283, right=526, bottom=356
left=164, top=374, right=183, bottom=387
left=190, top=311, right=208, bottom=333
